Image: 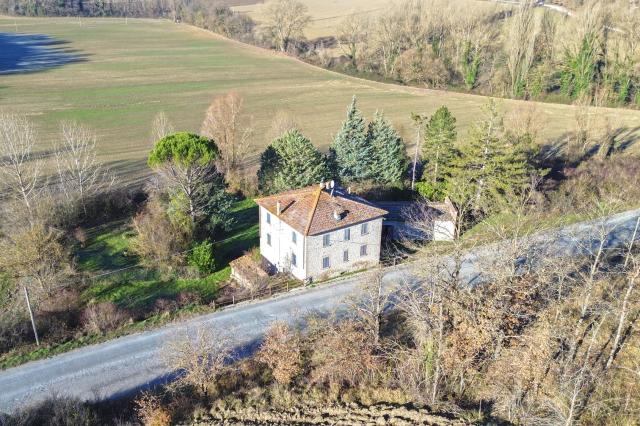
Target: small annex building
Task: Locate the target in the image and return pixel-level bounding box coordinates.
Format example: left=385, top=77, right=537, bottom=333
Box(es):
left=376, top=198, right=458, bottom=242
left=254, top=182, right=388, bottom=282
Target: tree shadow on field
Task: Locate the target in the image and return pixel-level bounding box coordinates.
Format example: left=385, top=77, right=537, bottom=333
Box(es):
left=0, top=33, right=88, bottom=75
left=538, top=125, right=640, bottom=181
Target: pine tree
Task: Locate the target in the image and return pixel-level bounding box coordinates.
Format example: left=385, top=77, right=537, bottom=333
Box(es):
left=418, top=105, right=457, bottom=200
left=331, top=96, right=374, bottom=182
left=257, top=129, right=328, bottom=194
left=449, top=100, right=534, bottom=216
left=367, top=111, right=407, bottom=186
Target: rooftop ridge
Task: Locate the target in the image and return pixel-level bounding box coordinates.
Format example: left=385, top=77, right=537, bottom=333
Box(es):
left=254, top=185, right=317, bottom=203
left=304, top=186, right=323, bottom=236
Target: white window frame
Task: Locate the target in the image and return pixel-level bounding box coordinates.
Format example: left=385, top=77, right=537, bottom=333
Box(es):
left=292, top=231, right=297, bottom=244
left=344, top=228, right=351, bottom=241
left=291, top=252, right=297, bottom=267
left=267, top=233, right=271, bottom=246
left=266, top=212, right=271, bottom=225
left=360, top=244, right=367, bottom=257
left=343, top=250, right=349, bottom=262
left=361, top=222, right=369, bottom=235
left=323, top=233, right=331, bottom=247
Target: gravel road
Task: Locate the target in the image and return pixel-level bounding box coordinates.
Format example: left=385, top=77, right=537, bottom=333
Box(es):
left=0, top=208, right=638, bottom=413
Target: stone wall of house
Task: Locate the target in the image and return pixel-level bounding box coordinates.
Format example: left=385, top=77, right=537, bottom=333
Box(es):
left=305, top=218, right=383, bottom=281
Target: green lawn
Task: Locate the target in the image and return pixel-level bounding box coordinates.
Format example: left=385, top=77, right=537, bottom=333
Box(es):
left=2, top=17, right=640, bottom=185
left=83, top=268, right=228, bottom=309
left=74, top=198, right=258, bottom=310
left=76, top=221, right=137, bottom=272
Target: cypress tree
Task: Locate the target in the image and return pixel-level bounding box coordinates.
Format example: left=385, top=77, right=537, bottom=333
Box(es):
left=257, top=145, right=279, bottom=194
left=418, top=105, right=457, bottom=200
left=257, top=129, right=328, bottom=194
left=367, top=111, right=407, bottom=186
left=331, top=96, right=374, bottom=182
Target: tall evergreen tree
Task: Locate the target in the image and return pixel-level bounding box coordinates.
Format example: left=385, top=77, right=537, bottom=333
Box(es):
left=418, top=105, right=457, bottom=200
left=331, top=96, right=374, bottom=182
left=448, top=100, right=534, bottom=216
left=257, top=129, right=328, bottom=194
left=257, top=145, right=279, bottom=193
left=367, top=111, right=407, bottom=186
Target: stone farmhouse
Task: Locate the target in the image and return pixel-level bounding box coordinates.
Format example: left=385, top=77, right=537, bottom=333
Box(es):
left=254, top=182, right=388, bottom=282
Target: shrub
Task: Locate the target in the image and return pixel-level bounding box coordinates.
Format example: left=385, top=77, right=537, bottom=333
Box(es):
left=551, top=155, right=640, bottom=211
left=0, top=396, right=98, bottom=426
left=131, top=195, right=190, bottom=270
left=73, top=227, right=88, bottom=248
left=187, top=240, right=216, bottom=274
left=415, top=181, right=447, bottom=202
left=153, top=298, right=176, bottom=314
left=135, top=392, right=172, bottom=426
left=176, top=291, right=202, bottom=308
left=0, top=312, right=31, bottom=354
left=257, top=322, right=302, bottom=386
left=81, top=302, right=128, bottom=334
left=310, top=320, right=377, bottom=389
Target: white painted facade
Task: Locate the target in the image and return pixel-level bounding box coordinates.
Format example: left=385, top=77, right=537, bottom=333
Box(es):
left=259, top=206, right=306, bottom=280
left=433, top=220, right=456, bottom=241
left=259, top=206, right=384, bottom=281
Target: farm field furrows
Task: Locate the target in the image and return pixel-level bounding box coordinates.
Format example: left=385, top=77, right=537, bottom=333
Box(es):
left=1, top=17, right=639, bottom=184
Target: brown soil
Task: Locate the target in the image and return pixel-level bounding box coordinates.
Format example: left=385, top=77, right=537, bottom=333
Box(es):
left=188, top=402, right=468, bottom=425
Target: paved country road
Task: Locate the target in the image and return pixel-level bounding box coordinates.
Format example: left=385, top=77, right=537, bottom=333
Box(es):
left=1, top=209, right=639, bottom=414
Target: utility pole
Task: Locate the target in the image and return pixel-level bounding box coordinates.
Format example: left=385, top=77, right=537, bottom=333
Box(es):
left=23, top=286, right=39, bottom=346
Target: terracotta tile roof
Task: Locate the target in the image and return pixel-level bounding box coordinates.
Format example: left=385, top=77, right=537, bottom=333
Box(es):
left=255, top=184, right=388, bottom=236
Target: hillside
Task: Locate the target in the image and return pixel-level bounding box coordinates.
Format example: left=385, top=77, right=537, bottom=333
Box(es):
left=231, top=0, right=504, bottom=38
left=1, top=17, right=640, bottom=184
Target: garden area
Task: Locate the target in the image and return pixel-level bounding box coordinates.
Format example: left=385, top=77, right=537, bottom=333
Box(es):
left=0, top=199, right=260, bottom=370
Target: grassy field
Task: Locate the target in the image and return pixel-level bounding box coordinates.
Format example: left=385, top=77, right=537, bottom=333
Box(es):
left=1, top=17, right=640, bottom=185
left=233, top=0, right=392, bottom=38
left=232, top=0, right=506, bottom=38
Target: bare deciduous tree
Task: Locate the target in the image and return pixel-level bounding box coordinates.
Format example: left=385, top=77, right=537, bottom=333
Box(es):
left=200, top=92, right=252, bottom=177
left=310, top=319, right=377, bottom=389
left=336, top=13, right=369, bottom=68
left=0, top=113, right=42, bottom=223
left=349, top=269, right=395, bottom=349
left=262, top=0, right=310, bottom=53
left=56, top=121, right=114, bottom=216
left=163, top=326, right=231, bottom=397
left=150, top=111, right=174, bottom=144
left=506, top=0, right=539, bottom=98
left=0, top=224, right=73, bottom=303
left=257, top=321, right=301, bottom=386
left=265, top=110, right=298, bottom=143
